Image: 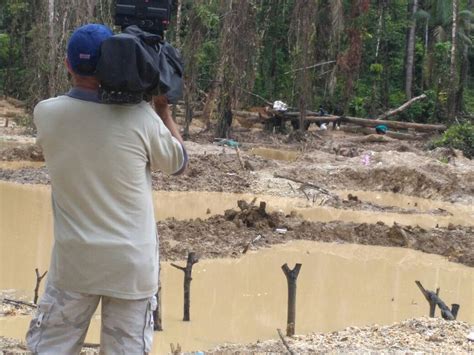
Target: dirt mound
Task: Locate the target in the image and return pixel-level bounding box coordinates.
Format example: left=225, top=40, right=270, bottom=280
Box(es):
left=209, top=318, right=473, bottom=353
left=158, top=201, right=474, bottom=266
left=1, top=144, right=44, bottom=161
left=152, top=153, right=273, bottom=193
left=224, top=200, right=284, bottom=228
left=281, top=155, right=472, bottom=202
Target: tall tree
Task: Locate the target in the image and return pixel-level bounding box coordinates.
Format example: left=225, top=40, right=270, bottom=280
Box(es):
left=405, top=0, right=419, bottom=99
left=456, top=0, right=474, bottom=113
left=289, top=0, right=318, bottom=130
left=215, top=0, right=258, bottom=138
left=447, top=0, right=459, bottom=120
left=338, top=0, right=371, bottom=112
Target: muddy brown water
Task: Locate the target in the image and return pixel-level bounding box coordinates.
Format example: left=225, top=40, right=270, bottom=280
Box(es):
left=1, top=181, right=473, bottom=353
left=1, top=243, right=473, bottom=353
left=250, top=147, right=299, bottom=161
left=0, top=161, right=44, bottom=170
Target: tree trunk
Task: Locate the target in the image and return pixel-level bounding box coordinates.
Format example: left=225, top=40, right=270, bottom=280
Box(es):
left=447, top=0, right=459, bottom=120
left=175, top=0, right=182, bottom=47
left=455, top=0, right=473, bottom=113
left=216, top=92, right=233, bottom=138
left=48, top=0, right=56, bottom=97
left=374, top=0, right=385, bottom=60
left=405, top=0, right=418, bottom=99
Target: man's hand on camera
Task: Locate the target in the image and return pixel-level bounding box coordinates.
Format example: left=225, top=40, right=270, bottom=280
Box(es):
left=152, top=95, right=184, bottom=145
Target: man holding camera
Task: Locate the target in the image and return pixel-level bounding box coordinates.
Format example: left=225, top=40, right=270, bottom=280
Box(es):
left=26, top=24, right=186, bottom=354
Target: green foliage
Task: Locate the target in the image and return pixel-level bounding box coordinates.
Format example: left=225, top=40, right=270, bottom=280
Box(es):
left=195, top=3, right=220, bottom=30
left=431, top=123, right=474, bottom=159
left=0, top=0, right=472, bottom=124
left=349, top=96, right=367, bottom=117
left=464, top=87, right=474, bottom=114
left=369, top=63, right=383, bottom=75
left=0, top=33, right=8, bottom=66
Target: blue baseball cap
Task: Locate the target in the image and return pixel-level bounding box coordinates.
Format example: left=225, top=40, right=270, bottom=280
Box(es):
left=67, top=24, right=113, bottom=76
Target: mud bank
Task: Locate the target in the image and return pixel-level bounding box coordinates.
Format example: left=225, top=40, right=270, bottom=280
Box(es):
left=158, top=201, right=474, bottom=267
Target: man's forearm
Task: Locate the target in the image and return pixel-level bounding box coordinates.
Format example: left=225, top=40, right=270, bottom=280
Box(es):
left=153, top=96, right=184, bottom=145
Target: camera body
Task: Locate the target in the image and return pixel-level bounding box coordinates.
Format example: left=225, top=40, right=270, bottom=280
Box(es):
left=115, top=0, right=172, bottom=37
left=96, top=0, right=182, bottom=104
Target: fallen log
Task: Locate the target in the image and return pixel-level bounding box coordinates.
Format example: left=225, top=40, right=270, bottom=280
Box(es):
left=378, top=94, right=427, bottom=120
left=340, top=125, right=425, bottom=140
left=342, top=116, right=446, bottom=132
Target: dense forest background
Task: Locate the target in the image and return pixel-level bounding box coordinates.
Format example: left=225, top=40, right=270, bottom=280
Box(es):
left=0, top=0, right=473, bottom=129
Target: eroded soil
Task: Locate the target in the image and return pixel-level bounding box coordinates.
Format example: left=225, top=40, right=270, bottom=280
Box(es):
left=1, top=130, right=472, bottom=204
left=158, top=200, right=474, bottom=267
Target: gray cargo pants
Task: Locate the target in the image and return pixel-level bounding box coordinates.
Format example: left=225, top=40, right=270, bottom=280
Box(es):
left=26, top=283, right=157, bottom=354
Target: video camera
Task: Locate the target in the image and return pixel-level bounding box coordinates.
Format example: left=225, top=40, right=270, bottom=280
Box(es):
left=95, top=0, right=183, bottom=104
left=115, top=0, right=172, bottom=37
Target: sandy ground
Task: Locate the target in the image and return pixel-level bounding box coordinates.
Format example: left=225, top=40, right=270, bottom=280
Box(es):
left=209, top=318, right=474, bottom=354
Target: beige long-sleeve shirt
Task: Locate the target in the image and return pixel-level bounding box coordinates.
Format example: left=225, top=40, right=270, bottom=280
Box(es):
left=34, top=92, right=185, bottom=299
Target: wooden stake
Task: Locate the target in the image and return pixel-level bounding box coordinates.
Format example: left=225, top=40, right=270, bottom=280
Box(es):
left=34, top=268, right=47, bottom=304
left=170, top=343, right=182, bottom=355
left=235, top=146, right=246, bottom=170
left=153, top=265, right=163, bottom=331
left=282, top=263, right=302, bottom=336
left=171, top=252, right=199, bottom=321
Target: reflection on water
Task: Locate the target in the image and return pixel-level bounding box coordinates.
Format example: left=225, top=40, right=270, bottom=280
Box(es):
left=1, top=181, right=473, bottom=353
left=1, top=242, right=473, bottom=354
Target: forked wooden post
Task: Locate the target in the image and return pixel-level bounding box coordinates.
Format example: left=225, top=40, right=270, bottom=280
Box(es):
left=415, top=281, right=459, bottom=320
left=34, top=268, right=48, bottom=304
left=281, top=263, right=302, bottom=336
left=172, top=252, right=199, bottom=321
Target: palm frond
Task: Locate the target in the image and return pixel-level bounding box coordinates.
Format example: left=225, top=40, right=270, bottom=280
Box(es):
left=433, top=25, right=446, bottom=42
left=415, top=9, right=431, bottom=21
left=458, top=10, right=474, bottom=20
left=434, top=0, right=452, bottom=26
left=458, top=32, right=473, bottom=47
